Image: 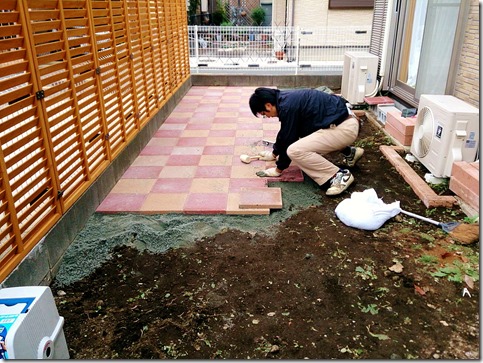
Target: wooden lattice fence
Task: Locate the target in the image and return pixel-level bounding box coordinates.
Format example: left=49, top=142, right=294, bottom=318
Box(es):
left=0, top=0, right=189, bottom=281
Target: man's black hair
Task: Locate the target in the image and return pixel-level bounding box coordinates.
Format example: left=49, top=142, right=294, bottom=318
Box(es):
left=249, top=87, right=278, bottom=116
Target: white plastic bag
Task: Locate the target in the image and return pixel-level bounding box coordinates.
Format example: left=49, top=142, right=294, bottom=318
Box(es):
left=335, top=188, right=401, bottom=231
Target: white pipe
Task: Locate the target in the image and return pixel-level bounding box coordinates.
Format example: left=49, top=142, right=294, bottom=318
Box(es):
left=366, top=0, right=394, bottom=97
left=379, top=0, right=394, bottom=77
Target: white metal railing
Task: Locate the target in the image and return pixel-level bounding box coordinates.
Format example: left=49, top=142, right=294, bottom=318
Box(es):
left=188, top=25, right=371, bottom=74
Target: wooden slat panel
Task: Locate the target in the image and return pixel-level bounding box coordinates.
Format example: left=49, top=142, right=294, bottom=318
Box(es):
left=0, top=0, right=188, bottom=281
left=0, top=0, right=61, bottom=280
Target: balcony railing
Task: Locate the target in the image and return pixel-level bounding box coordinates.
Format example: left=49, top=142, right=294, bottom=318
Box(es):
left=188, top=25, right=372, bottom=74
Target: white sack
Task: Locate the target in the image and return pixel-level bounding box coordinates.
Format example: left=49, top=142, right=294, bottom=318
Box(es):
left=335, top=188, right=401, bottom=231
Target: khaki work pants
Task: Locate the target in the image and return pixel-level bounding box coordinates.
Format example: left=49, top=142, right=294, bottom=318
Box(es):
left=287, top=117, right=360, bottom=186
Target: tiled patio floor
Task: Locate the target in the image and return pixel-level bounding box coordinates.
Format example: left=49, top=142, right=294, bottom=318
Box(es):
left=96, top=86, right=304, bottom=215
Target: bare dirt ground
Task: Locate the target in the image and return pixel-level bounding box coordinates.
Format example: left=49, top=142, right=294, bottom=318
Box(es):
left=51, top=116, right=479, bottom=359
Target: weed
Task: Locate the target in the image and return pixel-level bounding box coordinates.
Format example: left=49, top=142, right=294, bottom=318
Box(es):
left=463, top=215, right=479, bottom=224
left=419, top=233, right=435, bottom=243
left=431, top=261, right=479, bottom=283
left=359, top=303, right=379, bottom=315
left=355, top=265, right=377, bottom=280
left=162, top=342, right=187, bottom=358
left=340, top=346, right=364, bottom=357
left=375, top=287, right=389, bottom=296
left=429, top=180, right=449, bottom=195
left=333, top=248, right=347, bottom=258
left=127, top=287, right=153, bottom=302
left=418, top=255, right=438, bottom=264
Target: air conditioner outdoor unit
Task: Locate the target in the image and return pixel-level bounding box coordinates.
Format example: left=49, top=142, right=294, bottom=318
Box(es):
left=0, top=286, right=69, bottom=359
left=341, top=51, right=378, bottom=104
left=410, top=94, right=479, bottom=178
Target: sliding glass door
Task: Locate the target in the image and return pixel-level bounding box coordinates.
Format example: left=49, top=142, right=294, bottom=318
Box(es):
left=388, top=0, right=467, bottom=105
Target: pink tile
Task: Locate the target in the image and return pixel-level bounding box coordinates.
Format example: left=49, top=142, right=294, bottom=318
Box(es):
left=183, top=193, right=228, bottom=214
left=177, top=137, right=208, bottom=146
left=166, top=155, right=202, bottom=166
left=195, top=166, right=232, bottom=178
left=171, top=146, right=204, bottom=155
left=140, top=145, right=174, bottom=155
left=208, top=130, right=236, bottom=137
left=213, top=117, right=238, bottom=123
left=151, top=178, right=193, bottom=193
left=239, top=187, right=282, bottom=209
left=122, top=166, right=163, bottom=178
left=188, top=118, right=215, bottom=125
left=185, top=123, right=212, bottom=130
left=203, top=145, right=234, bottom=155
left=97, top=193, right=146, bottom=213
left=155, top=129, right=183, bottom=137
left=238, top=123, right=262, bottom=130
left=235, top=137, right=264, bottom=146
left=173, top=104, right=198, bottom=112
left=229, top=178, right=267, bottom=192
left=186, top=87, right=209, bottom=95
left=196, top=103, right=219, bottom=111
left=164, top=117, right=190, bottom=124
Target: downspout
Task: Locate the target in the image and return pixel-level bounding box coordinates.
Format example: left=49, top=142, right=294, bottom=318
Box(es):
left=284, top=0, right=288, bottom=26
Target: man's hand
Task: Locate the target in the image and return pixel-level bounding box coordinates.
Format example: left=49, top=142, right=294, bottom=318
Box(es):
left=256, top=167, right=282, bottom=177
left=258, top=150, right=276, bottom=161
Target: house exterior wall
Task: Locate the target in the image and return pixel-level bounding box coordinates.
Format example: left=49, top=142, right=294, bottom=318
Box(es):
left=453, top=0, right=479, bottom=108
left=272, top=0, right=373, bottom=28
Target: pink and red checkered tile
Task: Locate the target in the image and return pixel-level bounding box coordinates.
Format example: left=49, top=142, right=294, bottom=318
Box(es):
left=96, top=86, right=304, bottom=215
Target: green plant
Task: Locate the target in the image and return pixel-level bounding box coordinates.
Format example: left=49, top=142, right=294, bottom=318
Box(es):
left=212, top=0, right=229, bottom=25
left=355, top=265, right=377, bottom=280
left=251, top=6, right=266, bottom=26
left=418, top=254, right=438, bottom=264
left=463, top=215, right=479, bottom=224
left=431, top=260, right=479, bottom=283
left=429, top=179, right=449, bottom=195
left=188, top=0, right=199, bottom=25
left=359, top=303, right=379, bottom=315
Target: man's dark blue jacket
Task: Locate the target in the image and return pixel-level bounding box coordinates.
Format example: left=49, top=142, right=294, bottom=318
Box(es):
left=272, top=88, right=349, bottom=170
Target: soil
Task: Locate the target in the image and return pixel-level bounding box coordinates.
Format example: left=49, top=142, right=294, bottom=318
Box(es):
left=51, top=116, right=479, bottom=359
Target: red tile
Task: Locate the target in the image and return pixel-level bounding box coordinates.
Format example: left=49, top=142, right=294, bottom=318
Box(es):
left=151, top=178, right=193, bottom=193
left=183, top=193, right=228, bottom=214
left=97, top=193, right=146, bottom=213
left=267, top=166, right=304, bottom=182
